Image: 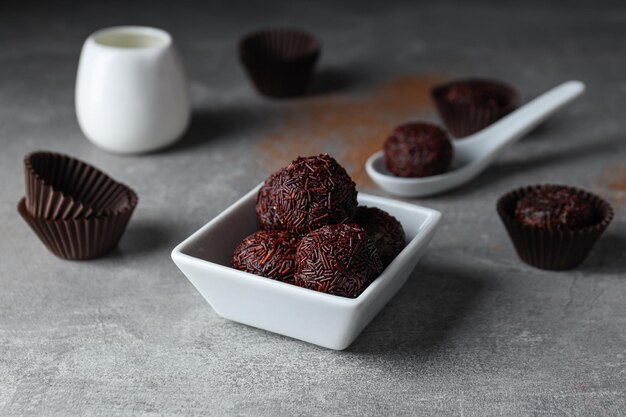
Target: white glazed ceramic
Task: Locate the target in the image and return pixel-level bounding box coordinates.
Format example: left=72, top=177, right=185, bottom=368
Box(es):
left=171, top=185, right=442, bottom=350
left=366, top=81, right=586, bottom=197
left=76, top=26, right=190, bottom=154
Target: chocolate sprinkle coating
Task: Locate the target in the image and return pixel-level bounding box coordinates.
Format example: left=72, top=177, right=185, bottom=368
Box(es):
left=383, top=122, right=453, bottom=177
left=232, top=230, right=300, bottom=283
left=256, top=154, right=358, bottom=234
left=256, top=171, right=283, bottom=229
left=295, top=224, right=383, bottom=298
left=515, top=185, right=597, bottom=230
left=354, top=206, right=405, bottom=267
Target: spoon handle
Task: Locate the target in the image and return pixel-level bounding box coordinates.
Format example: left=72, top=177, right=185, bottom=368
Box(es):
left=461, top=81, right=586, bottom=155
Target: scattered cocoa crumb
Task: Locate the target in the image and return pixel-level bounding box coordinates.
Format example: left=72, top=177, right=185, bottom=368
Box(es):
left=596, top=165, right=626, bottom=205
left=599, top=165, right=626, bottom=191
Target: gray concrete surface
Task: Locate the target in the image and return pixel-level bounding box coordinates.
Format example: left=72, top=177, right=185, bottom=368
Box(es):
left=1, top=1, right=626, bottom=416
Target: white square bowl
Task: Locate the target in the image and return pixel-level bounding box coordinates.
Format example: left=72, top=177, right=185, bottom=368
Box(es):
left=171, top=185, right=442, bottom=350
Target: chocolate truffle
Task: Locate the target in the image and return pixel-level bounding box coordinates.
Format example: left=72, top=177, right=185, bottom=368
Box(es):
left=431, top=79, right=519, bottom=137
left=295, top=224, right=383, bottom=298
left=232, top=230, right=299, bottom=283
left=256, top=154, right=358, bottom=234
left=354, top=206, right=405, bottom=267
left=497, top=184, right=613, bottom=271
left=514, top=185, right=596, bottom=230
left=383, top=122, right=453, bottom=177
left=441, top=82, right=511, bottom=109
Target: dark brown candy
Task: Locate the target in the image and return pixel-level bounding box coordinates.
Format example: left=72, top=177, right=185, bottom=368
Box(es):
left=295, top=224, right=383, bottom=298
left=383, top=122, right=453, bottom=177
left=256, top=154, right=358, bottom=234
left=232, top=230, right=299, bottom=283
left=354, top=206, right=405, bottom=267
left=431, top=78, right=519, bottom=138
left=441, top=83, right=511, bottom=109
left=515, top=185, right=596, bottom=230
left=256, top=171, right=282, bottom=229
left=497, top=184, right=614, bottom=270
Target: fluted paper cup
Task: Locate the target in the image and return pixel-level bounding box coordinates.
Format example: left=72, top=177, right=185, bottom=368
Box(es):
left=431, top=79, right=519, bottom=138
left=239, top=28, right=321, bottom=98
left=24, top=151, right=133, bottom=220
left=496, top=185, right=613, bottom=270
left=18, top=192, right=137, bottom=260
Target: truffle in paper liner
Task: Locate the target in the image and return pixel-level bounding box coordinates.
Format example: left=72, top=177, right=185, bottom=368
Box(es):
left=431, top=79, right=519, bottom=138
left=496, top=185, right=613, bottom=270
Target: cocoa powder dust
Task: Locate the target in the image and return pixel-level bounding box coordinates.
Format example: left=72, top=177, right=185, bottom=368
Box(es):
left=599, top=165, right=626, bottom=191
left=258, top=74, right=446, bottom=188
left=597, top=165, right=626, bottom=205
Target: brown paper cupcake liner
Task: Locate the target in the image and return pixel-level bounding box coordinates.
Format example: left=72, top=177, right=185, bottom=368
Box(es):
left=24, top=151, right=134, bottom=220
left=239, top=28, right=321, bottom=98
left=496, top=185, right=614, bottom=270
left=18, top=192, right=137, bottom=260
left=431, top=79, right=519, bottom=138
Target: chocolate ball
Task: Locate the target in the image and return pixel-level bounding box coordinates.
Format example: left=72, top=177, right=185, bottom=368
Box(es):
left=256, top=154, right=358, bottom=234
left=256, top=171, right=282, bottom=229
left=353, top=206, right=405, bottom=267
left=383, top=122, right=453, bottom=177
left=431, top=79, right=519, bottom=137
left=295, top=224, right=383, bottom=298
left=232, top=230, right=299, bottom=283
left=515, top=185, right=596, bottom=230
left=442, top=82, right=512, bottom=109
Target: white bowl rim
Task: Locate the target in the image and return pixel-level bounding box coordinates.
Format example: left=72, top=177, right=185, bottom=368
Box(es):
left=171, top=183, right=442, bottom=307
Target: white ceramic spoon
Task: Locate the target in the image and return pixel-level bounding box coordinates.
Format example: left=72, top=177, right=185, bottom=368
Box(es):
left=365, top=81, right=586, bottom=197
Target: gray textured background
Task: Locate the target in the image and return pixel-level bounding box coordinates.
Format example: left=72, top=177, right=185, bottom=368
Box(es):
left=1, top=1, right=626, bottom=416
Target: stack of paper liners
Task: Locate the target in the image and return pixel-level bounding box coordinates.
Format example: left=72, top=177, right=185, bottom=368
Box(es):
left=18, top=195, right=136, bottom=260
left=24, top=152, right=130, bottom=219
left=19, top=151, right=138, bottom=260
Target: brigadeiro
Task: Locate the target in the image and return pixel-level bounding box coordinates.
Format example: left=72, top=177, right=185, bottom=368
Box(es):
left=383, top=122, right=453, bottom=177
left=515, top=185, right=596, bottom=229
left=232, top=230, right=300, bottom=283
left=431, top=78, right=519, bottom=138
left=256, top=154, right=358, bottom=234
left=497, top=184, right=614, bottom=270
left=295, top=224, right=383, bottom=298
left=354, top=206, right=405, bottom=267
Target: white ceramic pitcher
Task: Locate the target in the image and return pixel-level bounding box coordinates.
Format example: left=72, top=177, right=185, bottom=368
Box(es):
left=76, top=26, right=190, bottom=154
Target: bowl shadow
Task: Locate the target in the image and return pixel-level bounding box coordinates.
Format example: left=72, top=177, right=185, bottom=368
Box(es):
left=166, top=105, right=274, bottom=153
left=105, top=218, right=174, bottom=259
left=347, top=259, right=484, bottom=354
